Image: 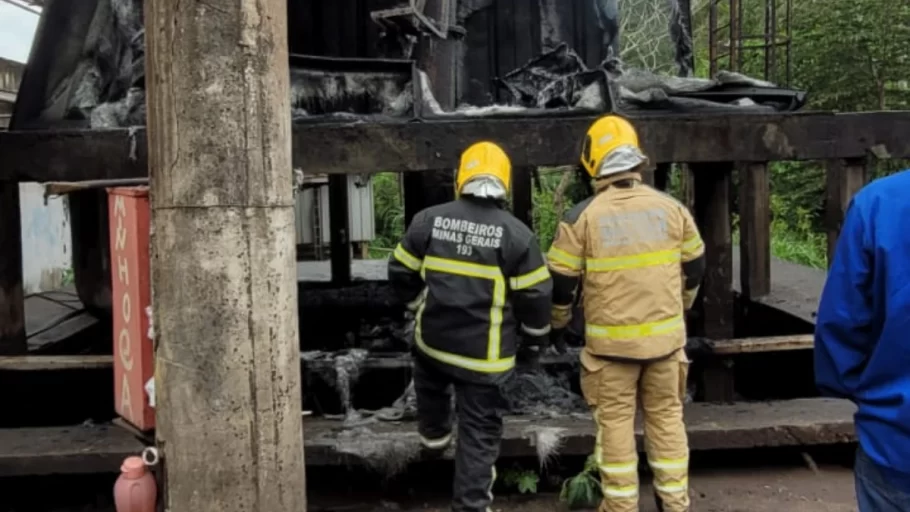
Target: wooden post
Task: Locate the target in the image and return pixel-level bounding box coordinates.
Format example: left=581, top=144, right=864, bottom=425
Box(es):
left=0, top=183, right=26, bottom=355
left=329, top=175, right=351, bottom=284
left=512, top=167, right=534, bottom=227
left=678, top=164, right=696, bottom=211
left=640, top=166, right=656, bottom=187
left=145, top=1, right=306, bottom=510
left=693, top=165, right=735, bottom=338
left=738, top=163, right=771, bottom=299
left=654, top=163, right=671, bottom=191
left=692, top=164, right=735, bottom=403
left=825, top=158, right=867, bottom=266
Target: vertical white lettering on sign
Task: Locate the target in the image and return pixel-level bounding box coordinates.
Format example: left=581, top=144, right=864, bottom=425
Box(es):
left=115, top=197, right=128, bottom=251
left=117, top=255, right=130, bottom=286
left=119, top=328, right=134, bottom=372
left=121, top=288, right=131, bottom=323
left=120, top=373, right=134, bottom=422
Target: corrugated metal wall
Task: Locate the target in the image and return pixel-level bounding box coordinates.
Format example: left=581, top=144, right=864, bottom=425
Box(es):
left=295, top=177, right=375, bottom=245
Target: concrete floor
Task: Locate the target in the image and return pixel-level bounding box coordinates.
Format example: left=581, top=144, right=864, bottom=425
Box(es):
left=310, top=464, right=856, bottom=512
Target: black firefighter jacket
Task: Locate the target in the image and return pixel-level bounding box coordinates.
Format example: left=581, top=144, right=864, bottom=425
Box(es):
left=389, top=197, right=553, bottom=384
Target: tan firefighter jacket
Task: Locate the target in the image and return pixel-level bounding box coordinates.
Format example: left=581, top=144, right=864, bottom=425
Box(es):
left=547, top=172, right=706, bottom=361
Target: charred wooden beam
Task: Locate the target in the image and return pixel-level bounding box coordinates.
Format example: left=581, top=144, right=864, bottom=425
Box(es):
left=0, top=355, right=113, bottom=371
left=302, top=398, right=856, bottom=466
left=0, top=399, right=857, bottom=474
left=654, top=163, right=671, bottom=191
left=0, top=424, right=146, bottom=477
left=739, top=163, right=771, bottom=299
left=640, top=165, right=656, bottom=187
left=693, top=163, right=735, bottom=403
left=825, top=158, right=867, bottom=267
left=707, top=334, right=813, bottom=355
left=329, top=175, right=352, bottom=284
left=0, top=183, right=25, bottom=355
left=512, top=167, right=534, bottom=227
left=693, top=164, right=735, bottom=339
left=6, top=112, right=910, bottom=182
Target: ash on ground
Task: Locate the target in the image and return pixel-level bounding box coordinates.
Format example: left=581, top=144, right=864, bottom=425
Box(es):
left=332, top=426, right=423, bottom=477
left=503, top=369, right=588, bottom=417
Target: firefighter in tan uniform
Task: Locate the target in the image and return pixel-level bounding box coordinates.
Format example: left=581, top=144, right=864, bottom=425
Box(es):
left=547, top=116, right=706, bottom=512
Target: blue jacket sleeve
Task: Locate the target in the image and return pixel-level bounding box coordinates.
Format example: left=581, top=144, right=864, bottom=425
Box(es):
left=814, top=199, right=875, bottom=400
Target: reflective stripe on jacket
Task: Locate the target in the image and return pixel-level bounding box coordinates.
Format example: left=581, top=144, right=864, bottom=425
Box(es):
left=547, top=172, right=705, bottom=361
left=388, top=197, right=553, bottom=382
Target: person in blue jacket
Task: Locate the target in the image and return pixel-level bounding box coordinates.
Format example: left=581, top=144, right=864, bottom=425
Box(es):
left=815, top=169, right=910, bottom=511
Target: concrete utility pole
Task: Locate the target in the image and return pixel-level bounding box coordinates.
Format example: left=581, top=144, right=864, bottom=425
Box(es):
left=145, top=1, right=306, bottom=510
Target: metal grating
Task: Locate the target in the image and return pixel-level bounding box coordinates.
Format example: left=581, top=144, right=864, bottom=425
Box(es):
left=708, top=0, right=792, bottom=85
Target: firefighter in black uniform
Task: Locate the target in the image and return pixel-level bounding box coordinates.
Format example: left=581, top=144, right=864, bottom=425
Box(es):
left=388, top=141, right=553, bottom=512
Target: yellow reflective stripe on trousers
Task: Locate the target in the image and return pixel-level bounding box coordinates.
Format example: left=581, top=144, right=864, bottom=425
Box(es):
left=600, top=461, right=638, bottom=474
left=586, top=249, right=680, bottom=272
left=509, top=265, right=550, bottom=290
left=547, top=246, right=583, bottom=271
left=654, top=477, right=689, bottom=494
left=682, top=235, right=704, bottom=255
left=603, top=485, right=639, bottom=498
left=649, top=457, right=689, bottom=470
left=586, top=314, right=684, bottom=339
left=393, top=244, right=423, bottom=272
left=415, top=256, right=513, bottom=372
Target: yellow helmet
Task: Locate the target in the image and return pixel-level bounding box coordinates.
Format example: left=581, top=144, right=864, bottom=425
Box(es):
left=455, top=141, right=512, bottom=198
left=580, top=115, right=647, bottom=178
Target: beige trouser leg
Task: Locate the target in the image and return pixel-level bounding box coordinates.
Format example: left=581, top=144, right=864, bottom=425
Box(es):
left=641, top=350, right=691, bottom=511
left=580, top=351, right=641, bottom=512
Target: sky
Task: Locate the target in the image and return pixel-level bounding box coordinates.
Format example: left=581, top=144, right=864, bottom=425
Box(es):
left=0, top=3, right=40, bottom=63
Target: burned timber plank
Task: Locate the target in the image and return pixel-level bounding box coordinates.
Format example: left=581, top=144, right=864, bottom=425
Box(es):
left=0, top=181, right=26, bottom=354
left=825, top=158, right=867, bottom=267
left=693, top=164, right=735, bottom=340
left=302, top=398, right=856, bottom=466
left=512, top=167, right=535, bottom=227
left=693, top=164, right=735, bottom=403
left=738, top=163, right=771, bottom=300
left=707, top=334, right=814, bottom=355
left=0, top=355, right=113, bottom=371
left=6, top=112, right=910, bottom=182
left=0, top=424, right=145, bottom=476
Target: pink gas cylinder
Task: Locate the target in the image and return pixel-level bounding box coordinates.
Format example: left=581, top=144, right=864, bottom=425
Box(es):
left=114, top=455, right=157, bottom=512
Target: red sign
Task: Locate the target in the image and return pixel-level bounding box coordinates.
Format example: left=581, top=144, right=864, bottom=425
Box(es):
left=108, top=187, right=155, bottom=431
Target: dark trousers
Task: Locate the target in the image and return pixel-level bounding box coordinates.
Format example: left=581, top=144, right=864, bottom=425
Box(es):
left=413, top=356, right=508, bottom=512
left=855, top=446, right=910, bottom=512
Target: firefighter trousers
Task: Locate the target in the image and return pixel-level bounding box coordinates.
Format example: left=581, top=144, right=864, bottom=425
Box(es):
left=413, top=356, right=508, bottom=512
left=580, top=349, right=691, bottom=512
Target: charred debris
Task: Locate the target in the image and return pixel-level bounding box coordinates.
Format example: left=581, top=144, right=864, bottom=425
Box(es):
left=41, top=0, right=805, bottom=131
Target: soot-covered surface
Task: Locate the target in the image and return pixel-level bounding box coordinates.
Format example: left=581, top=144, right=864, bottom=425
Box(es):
left=31, top=0, right=805, bottom=131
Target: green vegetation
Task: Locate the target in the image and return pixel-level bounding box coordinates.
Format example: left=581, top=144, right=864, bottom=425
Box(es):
left=499, top=466, right=541, bottom=495
left=559, top=455, right=602, bottom=509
